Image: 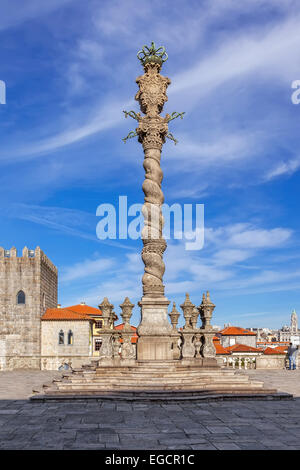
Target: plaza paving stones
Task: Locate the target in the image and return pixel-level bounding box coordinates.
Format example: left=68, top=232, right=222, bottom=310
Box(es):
left=1, top=369, right=300, bottom=449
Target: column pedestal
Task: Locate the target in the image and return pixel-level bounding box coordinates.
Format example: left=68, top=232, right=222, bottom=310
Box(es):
left=137, top=296, right=173, bottom=361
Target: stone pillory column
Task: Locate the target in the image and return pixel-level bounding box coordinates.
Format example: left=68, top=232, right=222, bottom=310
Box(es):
left=123, top=42, right=184, bottom=361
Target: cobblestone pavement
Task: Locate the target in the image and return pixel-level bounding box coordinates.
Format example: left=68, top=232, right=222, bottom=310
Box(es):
left=0, top=370, right=300, bottom=450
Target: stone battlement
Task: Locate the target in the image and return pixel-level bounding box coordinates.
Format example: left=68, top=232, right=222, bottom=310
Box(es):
left=0, top=246, right=57, bottom=274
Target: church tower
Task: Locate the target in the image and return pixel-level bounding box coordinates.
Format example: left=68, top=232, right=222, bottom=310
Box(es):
left=0, top=246, right=57, bottom=369
left=291, top=309, right=298, bottom=335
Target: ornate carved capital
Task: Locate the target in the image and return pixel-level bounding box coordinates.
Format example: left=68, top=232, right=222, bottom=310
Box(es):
left=137, top=115, right=169, bottom=151
left=135, top=66, right=171, bottom=117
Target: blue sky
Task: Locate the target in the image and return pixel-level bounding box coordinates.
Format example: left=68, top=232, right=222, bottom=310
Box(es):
left=1, top=0, right=300, bottom=329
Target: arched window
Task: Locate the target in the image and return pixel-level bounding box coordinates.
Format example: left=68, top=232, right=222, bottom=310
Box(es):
left=58, top=330, right=64, bottom=345
left=68, top=330, right=73, bottom=345
left=17, top=290, right=25, bottom=305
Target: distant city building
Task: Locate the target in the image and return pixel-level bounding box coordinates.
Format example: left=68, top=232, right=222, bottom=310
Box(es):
left=217, top=326, right=257, bottom=349
left=278, top=310, right=299, bottom=342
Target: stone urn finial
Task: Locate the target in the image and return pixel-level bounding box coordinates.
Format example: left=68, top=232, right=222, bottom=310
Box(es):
left=199, top=291, right=215, bottom=330
left=99, top=297, right=114, bottom=329
left=180, top=293, right=194, bottom=330
left=169, top=302, right=180, bottom=330
left=191, top=307, right=199, bottom=330
left=120, top=297, right=134, bottom=332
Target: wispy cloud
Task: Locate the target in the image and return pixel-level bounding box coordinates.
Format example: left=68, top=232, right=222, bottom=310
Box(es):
left=264, top=156, right=300, bottom=181
left=61, top=256, right=116, bottom=282
left=59, top=221, right=295, bottom=311
left=2, top=203, right=134, bottom=250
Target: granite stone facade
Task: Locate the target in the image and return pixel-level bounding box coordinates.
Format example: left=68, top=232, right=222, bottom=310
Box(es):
left=41, top=319, right=91, bottom=370
left=0, top=246, right=57, bottom=370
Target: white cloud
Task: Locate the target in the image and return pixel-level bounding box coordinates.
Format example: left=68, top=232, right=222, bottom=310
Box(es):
left=2, top=98, right=133, bottom=162
left=171, top=16, right=300, bottom=97
left=61, top=257, right=116, bottom=282
left=264, top=156, right=300, bottom=181
left=228, top=227, right=292, bottom=249
left=58, top=219, right=299, bottom=320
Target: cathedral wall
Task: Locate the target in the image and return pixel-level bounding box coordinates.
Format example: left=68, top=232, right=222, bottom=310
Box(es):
left=0, top=247, right=58, bottom=370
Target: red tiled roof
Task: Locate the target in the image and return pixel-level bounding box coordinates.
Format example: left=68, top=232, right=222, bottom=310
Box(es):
left=264, top=346, right=288, bottom=355
left=67, top=304, right=102, bottom=316
left=219, top=326, right=256, bottom=336
left=226, top=343, right=262, bottom=353
left=115, top=323, right=138, bottom=344
left=42, top=308, right=91, bottom=321
left=42, top=304, right=103, bottom=321
left=213, top=338, right=230, bottom=355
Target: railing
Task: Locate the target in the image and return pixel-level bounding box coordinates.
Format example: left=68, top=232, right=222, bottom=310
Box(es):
left=223, top=356, right=256, bottom=369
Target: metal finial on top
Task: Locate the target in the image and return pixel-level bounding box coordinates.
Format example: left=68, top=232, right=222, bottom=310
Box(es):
left=137, top=41, right=168, bottom=67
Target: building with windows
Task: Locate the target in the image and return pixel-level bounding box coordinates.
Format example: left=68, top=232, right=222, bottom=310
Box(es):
left=0, top=246, right=57, bottom=370
left=40, top=302, right=137, bottom=370
left=41, top=303, right=101, bottom=370
left=0, top=246, right=136, bottom=371
left=217, top=326, right=257, bottom=349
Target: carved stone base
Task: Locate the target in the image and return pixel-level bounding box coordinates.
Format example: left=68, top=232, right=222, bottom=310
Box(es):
left=137, top=296, right=173, bottom=361
left=180, top=357, right=219, bottom=367
left=137, top=336, right=174, bottom=361
left=137, top=296, right=172, bottom=335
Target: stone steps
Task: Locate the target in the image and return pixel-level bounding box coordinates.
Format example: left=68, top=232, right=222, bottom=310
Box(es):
left=59, top=376, right=253, bottom=385
left=54, top=384, right=265, bottom=394
left=32, top=387, right=292, bottom=403
left=31, top=360, right=293, bottom=402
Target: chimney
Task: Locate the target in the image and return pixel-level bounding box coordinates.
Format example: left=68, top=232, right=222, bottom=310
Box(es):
left=57, top=304, right=61, bottom=309
left=80, top=301, right=86, bottom=306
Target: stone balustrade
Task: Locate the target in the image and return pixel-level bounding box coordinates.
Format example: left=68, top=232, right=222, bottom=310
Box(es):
left=223, top=356, right=256, bottom=369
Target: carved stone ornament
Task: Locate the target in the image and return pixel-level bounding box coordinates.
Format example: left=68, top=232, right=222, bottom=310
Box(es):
left=180, top=293, right=195, bottom=330
left=201, top=333, right=216, bottom=358
left=120, top=297, right=134, bottom=332
left=100, top=335, right=113, bottom=358
left=111, top=333, right=120, bottom=358
left=194, top=334, right=202, bottom=358
left=181, top=333, right=195, bottom=358
left=199, top=291, right=215, bottom=330
left=98, top=297, right=114, bottom=329
left=169, top=302, right=180, bottom=330
left=121, top=334, right=136, bottom=359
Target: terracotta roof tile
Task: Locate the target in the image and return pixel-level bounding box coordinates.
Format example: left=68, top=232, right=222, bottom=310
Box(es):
left=219, top=326, right=256, bottom=336
left=42, top=308, right=90, bottom=321
left=67, top=304, right=102, bottom=316
left=226, top=343, right=262, bottom=353
left=42, top=304, right=103, bottom=321
left=213, top=338, right=230, bottom=355
left=264, top=346, right=288, bottom=355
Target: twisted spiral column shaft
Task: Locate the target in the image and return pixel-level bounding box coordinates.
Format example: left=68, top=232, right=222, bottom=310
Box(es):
left=135, top=62, right=170, bottom=298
